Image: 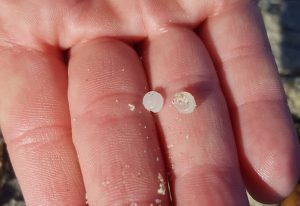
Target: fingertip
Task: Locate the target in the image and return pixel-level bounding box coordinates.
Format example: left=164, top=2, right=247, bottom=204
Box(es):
left=244, top=138, right=300, bottom=204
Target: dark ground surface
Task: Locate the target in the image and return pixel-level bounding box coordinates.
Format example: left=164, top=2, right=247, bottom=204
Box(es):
left=0, top=137, right=24, bottom=206
left=0, top=0, right=300, bottom=205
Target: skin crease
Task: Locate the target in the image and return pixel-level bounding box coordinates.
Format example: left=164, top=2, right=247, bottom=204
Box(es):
left=0, top=0, right=299, bottom=205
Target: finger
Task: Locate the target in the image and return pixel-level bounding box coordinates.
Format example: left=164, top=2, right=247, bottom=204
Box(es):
left=68, top=39, right=170, bottom=206
left=0, top=48, right=86, bottom=205
left=200, top=0, right=300, bottom=203
left=143, top=27, right=248, bottom=205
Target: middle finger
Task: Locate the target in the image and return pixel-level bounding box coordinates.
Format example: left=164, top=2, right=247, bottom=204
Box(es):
left=143, top=27, right=248, bottom=205
left=68, top=38, right=170, bottom=205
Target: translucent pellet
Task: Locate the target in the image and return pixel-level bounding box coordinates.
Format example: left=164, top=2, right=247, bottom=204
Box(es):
left=143, top=91, right=164, bottom=113
left=172, top=92, right=196, bottom=114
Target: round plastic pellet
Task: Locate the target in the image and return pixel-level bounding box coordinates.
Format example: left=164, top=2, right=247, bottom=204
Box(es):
left=172, top=92, right=196, bottom=114
left=143, top=91, right=164, bottom=113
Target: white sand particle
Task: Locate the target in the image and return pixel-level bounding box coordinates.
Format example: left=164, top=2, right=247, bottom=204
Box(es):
left=157, top=173, right=166, bottom=195
left=85, top=193, right=88, bottom=205
left=102, top=179, right=110, bottom=187
left=155, top=198, right=162, bottom=204
left=128, top=104, right=136, bottom=111
left=167, top=144, right=174, bottom=149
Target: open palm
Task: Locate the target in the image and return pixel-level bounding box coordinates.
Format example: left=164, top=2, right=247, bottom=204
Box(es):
left=0, top=0, right=299, bottom=205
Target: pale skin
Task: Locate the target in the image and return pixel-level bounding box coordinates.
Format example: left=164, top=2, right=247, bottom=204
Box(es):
left=0, top=0, right=299, bottom=205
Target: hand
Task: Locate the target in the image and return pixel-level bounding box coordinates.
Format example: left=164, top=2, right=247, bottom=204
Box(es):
left=0, top=1, right=299, bottom=205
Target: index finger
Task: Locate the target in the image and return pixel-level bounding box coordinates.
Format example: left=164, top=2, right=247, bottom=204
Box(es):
left=199, top=0, right=300, bottom=203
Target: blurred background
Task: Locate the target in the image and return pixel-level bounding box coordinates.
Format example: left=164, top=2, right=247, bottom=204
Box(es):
left=0, top=0, right=299, bottom=205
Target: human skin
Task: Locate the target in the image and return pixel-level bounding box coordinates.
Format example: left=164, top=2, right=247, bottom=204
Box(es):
left=0, top=0, right=299, bottom=205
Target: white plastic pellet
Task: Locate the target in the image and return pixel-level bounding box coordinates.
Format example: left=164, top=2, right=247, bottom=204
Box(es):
left=143, top=91, right=164, bottom=113
left=172, top=92, right=196, bottom=114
